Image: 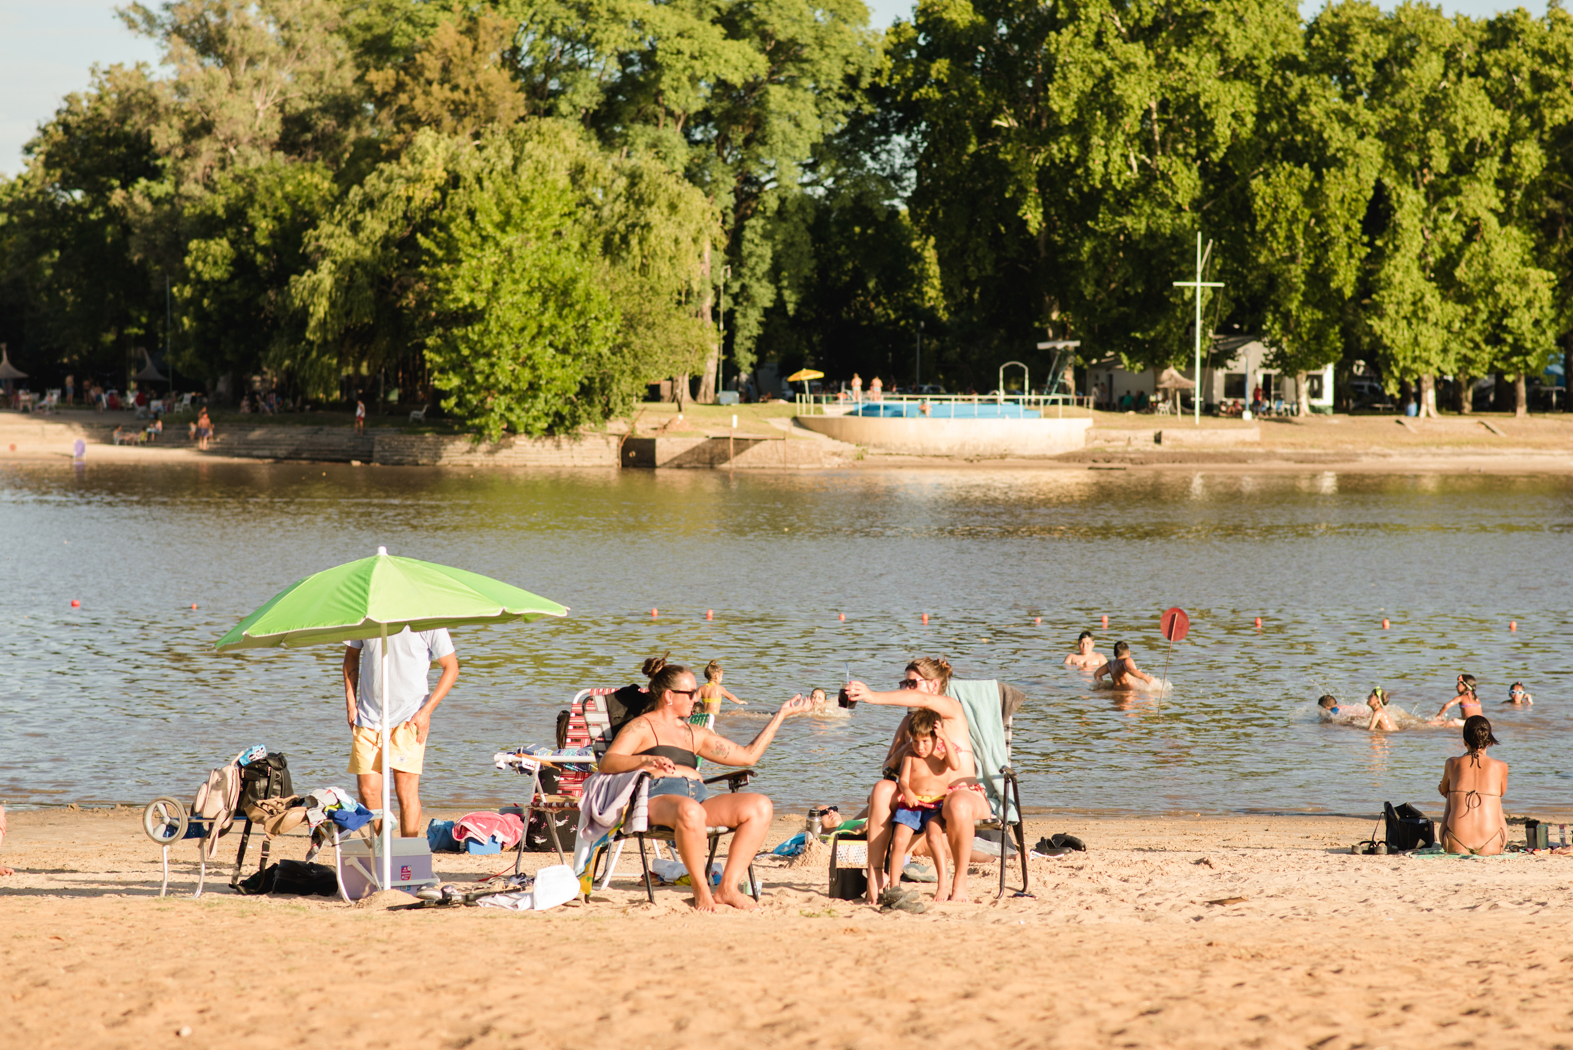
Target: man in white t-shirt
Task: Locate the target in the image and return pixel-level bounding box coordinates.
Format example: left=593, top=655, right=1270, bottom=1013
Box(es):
left=343, top=627, right=460, bottom=836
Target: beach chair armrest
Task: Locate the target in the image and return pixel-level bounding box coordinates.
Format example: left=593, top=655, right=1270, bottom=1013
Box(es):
left=702, top=769, right=755, bottom=791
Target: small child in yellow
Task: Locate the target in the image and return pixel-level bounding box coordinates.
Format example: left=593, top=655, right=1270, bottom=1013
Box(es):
left=888, top=708, right=960, bottom=901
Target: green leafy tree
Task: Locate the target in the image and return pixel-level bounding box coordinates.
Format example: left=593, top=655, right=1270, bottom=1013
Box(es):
left=889, top=0, right=1303, bottom=378
left=0, top=64, right=167, bottom=383
left=291, top=122, right=718, bottom=432
left=505, top=0, right=879, bottom=397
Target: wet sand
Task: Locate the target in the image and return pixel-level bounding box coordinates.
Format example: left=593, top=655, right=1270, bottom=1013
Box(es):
left=5, top=807, right=1572, bottom=1049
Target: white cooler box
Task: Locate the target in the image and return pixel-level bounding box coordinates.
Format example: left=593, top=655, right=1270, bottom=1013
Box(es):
left=339, top=836, right=439, bottom=900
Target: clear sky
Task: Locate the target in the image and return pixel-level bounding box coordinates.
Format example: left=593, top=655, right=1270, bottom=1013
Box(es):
left=0, top=0, right=1550, bottom=176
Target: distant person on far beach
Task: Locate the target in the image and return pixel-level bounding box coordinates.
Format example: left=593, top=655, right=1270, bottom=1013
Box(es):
left=196, top=408, right=212, bottom=450
left=1064, top=631, right=1105, bottom=670
left=354, top=396, right=366, bottom=434
left=1438, top=715, right=1508, bottom=856
left=1504, top=682, right=1533, bottom=706
left=1434, top=673, right=1482, bottom=726
left=1094, top=641, right=1158, bottom=690
left=869, top=376, right=883, bottom=402
left=850, top=373, right=862, bottom=401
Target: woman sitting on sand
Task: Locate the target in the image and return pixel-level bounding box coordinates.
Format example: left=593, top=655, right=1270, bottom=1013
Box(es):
left=598, top=656, right=810, bottom=911
left=697, top=660, right=746, bottom=715
left=1438, top=715, right=1508, bottom=856
left=846, top=657, right=990, bottom=905
left=1064, top=631, right=1104, bottom=670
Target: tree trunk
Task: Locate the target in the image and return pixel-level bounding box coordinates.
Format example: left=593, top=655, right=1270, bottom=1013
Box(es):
left=1419, top=374, right=1436, bottom=418
left=1515, top=372, right=1528, bottom=418
left=696, top=242, right=718, bottom=403
left=1457, top=373, right=1472, bottom=414
left=670, top=375, right=689, bottom=410
left=1295, top=371, right=1309, bottom=416
left=1564, top=335, right=1573, bottom=412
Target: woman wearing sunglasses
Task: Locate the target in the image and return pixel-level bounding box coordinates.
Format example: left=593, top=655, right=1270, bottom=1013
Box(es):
left=600, top=655, right=812, bottom=912
left=845, top=657, right=990, bottom=904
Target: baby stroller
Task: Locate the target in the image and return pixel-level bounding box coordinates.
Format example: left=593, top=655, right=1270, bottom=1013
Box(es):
left=140, top=745, right=294, bottom=897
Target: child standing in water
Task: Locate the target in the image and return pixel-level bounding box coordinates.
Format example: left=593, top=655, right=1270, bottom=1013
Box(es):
left=697, top=661, right=746, bottom=716
left=887, top=709, right=959, bottom=902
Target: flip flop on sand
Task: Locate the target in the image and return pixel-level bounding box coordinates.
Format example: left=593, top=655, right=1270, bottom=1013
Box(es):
left=878, top=887, right=926, bottom=914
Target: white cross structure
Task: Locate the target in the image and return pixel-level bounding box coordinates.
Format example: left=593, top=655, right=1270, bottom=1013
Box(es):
left=1173, top=232, right=1223, bottom=425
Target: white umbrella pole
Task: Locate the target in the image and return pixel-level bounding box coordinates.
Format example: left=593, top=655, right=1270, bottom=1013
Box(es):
left=380, top=622, right=392, bottom=891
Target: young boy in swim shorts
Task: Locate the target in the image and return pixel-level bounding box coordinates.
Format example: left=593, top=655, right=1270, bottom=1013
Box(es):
left=888, top=709, right=960, bottom=902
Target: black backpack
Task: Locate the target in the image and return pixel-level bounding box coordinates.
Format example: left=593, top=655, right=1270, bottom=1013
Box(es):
left=1384, top=802, right=1436, bottom=851
left=236, top=859, right=338, bottom=897
left=238, top=752, right=293, bottom=813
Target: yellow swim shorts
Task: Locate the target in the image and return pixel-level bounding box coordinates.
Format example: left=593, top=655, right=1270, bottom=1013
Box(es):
left=348, top=722, right=426, bottom=776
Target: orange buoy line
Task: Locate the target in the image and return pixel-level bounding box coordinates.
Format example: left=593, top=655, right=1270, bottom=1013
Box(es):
left=651, top=608, right=658, bottom=618
left=1101, top=614, right=1109, bottom=627
left=70, top=599, right=80, bottom=607
left=838, top=612, right=845, bottom=621
left=1382, top=618, right=1390, bottom=629
left=706, top=609, right=713, bottom=620
left=1510, top=620, right=1517, bottom=631
left=1254, top=617, right=1262, bottom=628
left=921, top=613, right=929, bottom=624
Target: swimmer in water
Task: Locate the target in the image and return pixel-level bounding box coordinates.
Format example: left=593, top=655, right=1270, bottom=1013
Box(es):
left=1317, top=694, right=1369, bottom=721
left=1366, top=687, right=1399, bottom=732
left=1093, top=641, right=1158, bottom=690
left=1064, top=630, right=1105, bottom=670
left=1504, top=682, right=1533, bottom=706
left=1434, top=673, right=1482, bottom=726
left=696, top=660, right=746, bottom=715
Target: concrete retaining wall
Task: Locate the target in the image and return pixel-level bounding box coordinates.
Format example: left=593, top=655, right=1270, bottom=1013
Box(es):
left=1156, top=427, right=1260, bottom=446
left=621, top=435, right=823, bottom=468
left=795, top=415, right=1091, bottom=457
left=209, top=426, right=620, bottom=466
left=375, top=432, right=620, bottom=467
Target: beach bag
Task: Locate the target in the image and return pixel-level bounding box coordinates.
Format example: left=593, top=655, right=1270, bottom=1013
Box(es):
left=426, top=820, right=461, bottom=853
left=236, top=859, right=339, bottom=897
left=238, top=753, right=293, bottom=814
left=524, top=808, right=579, bottom=853
left=1384, top=802, right=1435, bottom=851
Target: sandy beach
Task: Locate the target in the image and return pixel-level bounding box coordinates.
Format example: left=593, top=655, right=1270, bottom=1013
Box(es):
left=7, top=406, right=1573, bottom=472
left=5, top=806, right=1572, bottom=1049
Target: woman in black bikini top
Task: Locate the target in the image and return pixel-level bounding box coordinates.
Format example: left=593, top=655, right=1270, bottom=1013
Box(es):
left=599, top=655, right=811, bottom=912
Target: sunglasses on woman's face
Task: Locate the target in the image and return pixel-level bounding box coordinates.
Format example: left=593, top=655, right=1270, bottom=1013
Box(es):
left=898, top=677, right=923, bottom=689
left=670, top=688, right=699, bottom=699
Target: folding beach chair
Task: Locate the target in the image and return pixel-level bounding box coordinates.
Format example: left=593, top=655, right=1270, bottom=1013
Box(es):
left=827, top=679, right=1030, bottom=899
left=501, top=686, right=761, bottom=900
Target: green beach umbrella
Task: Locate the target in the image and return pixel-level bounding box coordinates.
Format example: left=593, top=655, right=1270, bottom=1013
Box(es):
left=215, top=547, right=568, bottom=890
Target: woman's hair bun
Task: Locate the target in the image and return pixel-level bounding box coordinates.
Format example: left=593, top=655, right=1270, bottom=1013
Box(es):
left=641, top=652, right=670, bottom=678
left=935, top=657, right=953, bottom=676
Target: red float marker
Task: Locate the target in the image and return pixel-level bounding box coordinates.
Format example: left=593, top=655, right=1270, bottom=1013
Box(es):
left=1382, top=618, right=1389, bottom=630
left=1510, top=620, right=1517, bottom=632
left=651, top=608, right=658, bottom=618
left=1101, top=614, right=1109, bottom=627
left=1254, top=617, right=1262, bottom=629
left=191, top=603, right=198, bottom=610
left=1035, top=617, right=1042, bottom=625
left=706, top=609, right=713, bottom=620
left=70, top=599, right=80, bottom=608
left=921, top=613, right=929, bottom=624
left=838, top=612, right=845, bottom=621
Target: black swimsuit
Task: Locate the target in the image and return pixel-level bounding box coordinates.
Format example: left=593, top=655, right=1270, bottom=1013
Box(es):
left=636, top=721, right=698, bottom=769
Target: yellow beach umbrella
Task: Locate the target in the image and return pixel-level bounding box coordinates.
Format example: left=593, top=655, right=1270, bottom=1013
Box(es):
left=787, top=369, right=824, bottom=398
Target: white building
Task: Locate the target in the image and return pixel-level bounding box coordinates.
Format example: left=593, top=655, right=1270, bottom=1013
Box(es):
left=1083, top=337, right=1335, bottom=414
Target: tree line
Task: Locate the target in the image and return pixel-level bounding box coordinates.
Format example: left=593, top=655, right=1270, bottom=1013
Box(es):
left=2, top=0, right=1571, bottom=434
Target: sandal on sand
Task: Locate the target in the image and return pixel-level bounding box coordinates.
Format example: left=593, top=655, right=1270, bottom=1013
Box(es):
left=880, top=890, right=927, bottom=915
left=901, top=862, right=938, bottom=883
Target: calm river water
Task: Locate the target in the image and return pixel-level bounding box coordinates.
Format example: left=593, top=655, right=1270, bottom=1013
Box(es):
left=3, top=460, right=1571, bottom=819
